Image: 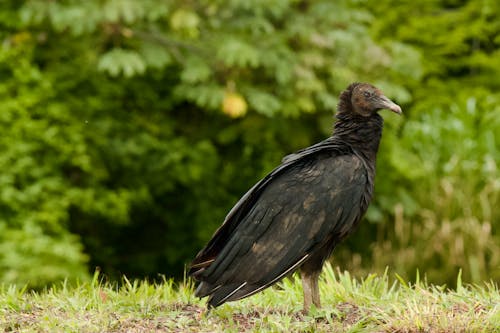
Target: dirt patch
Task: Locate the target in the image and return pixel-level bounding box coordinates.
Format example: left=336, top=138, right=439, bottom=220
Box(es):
left=2, top=302, right=369, bottom=332
left=336, top=302, right=362, bottom=325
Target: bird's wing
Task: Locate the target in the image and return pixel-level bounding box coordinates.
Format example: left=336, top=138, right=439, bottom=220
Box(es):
left=189, top=137, right=344, bottom=275
left=280, top=137, right=348, bottom=163
left=191, top=151, right=368, bottom=307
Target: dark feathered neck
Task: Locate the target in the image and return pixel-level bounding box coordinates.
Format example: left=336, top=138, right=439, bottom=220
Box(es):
left=332, top=86, right=384, bottom=162
left=337, top=82, right=360, bottom=115
left=333, top=113, right=383, bottom=146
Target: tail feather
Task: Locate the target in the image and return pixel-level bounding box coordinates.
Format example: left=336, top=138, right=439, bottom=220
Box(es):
left=207, top=282, right=251, bottom=308
left=196, top=254, right=311, bottom=308
left=195, top=281, right=220, bottom=298
left=196, top=281, right=266, bottom=308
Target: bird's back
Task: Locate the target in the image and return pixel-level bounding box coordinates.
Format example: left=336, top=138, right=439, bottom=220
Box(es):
left=191, top=149, right=372, bottom=307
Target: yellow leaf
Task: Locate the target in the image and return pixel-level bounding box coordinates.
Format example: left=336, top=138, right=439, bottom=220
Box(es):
left=222, top=92, right=247, bottom=118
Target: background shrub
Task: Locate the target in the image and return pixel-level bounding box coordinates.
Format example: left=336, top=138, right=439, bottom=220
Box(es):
left=0, top=0, right=498, bottom=287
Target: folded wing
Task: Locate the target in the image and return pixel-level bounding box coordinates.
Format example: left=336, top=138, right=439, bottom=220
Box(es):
left=190, top=144, right=367, bottom=307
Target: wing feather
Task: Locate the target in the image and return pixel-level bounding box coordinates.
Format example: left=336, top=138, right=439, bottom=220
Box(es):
left=190, top=141, right=369, bottom=307
left=189, top=137, right=345, bottom=274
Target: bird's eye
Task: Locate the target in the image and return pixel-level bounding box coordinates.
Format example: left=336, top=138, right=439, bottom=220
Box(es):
left=363, top=91, right=371, bottom=98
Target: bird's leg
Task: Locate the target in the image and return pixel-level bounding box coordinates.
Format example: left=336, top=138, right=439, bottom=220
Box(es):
left=301, top=269, right=321, bottom=313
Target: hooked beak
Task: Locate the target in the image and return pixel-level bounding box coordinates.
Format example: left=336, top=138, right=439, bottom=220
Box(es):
left=377, top=95, right=402, bottom=115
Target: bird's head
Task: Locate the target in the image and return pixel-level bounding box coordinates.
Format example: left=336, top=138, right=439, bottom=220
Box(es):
left=339, top=82, right=402, bottom=117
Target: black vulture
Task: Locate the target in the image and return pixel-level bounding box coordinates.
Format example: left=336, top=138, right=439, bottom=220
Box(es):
left=189, top=82, right=402, bottom=312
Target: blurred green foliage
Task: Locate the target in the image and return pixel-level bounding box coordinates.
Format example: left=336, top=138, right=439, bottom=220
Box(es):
left=341, top=0, right=500, bottom=284
left=0, top=0, right=498, bottom=287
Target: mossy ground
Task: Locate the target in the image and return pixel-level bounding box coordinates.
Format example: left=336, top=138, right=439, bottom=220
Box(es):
left=1, top=265, right=498, bottom=332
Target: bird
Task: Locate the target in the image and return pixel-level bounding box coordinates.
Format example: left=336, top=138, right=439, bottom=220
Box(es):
left=189, top=82, right=402, bottom=312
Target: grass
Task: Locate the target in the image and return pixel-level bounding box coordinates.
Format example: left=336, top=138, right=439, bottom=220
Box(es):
left=0, top=265, right=498, bottom=332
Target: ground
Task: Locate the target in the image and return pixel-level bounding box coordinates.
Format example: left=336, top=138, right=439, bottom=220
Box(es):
left=1, top=265, right=498, bottom=332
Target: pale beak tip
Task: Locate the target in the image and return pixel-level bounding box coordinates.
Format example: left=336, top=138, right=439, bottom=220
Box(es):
left=390, top=104, right=402, bottom=115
